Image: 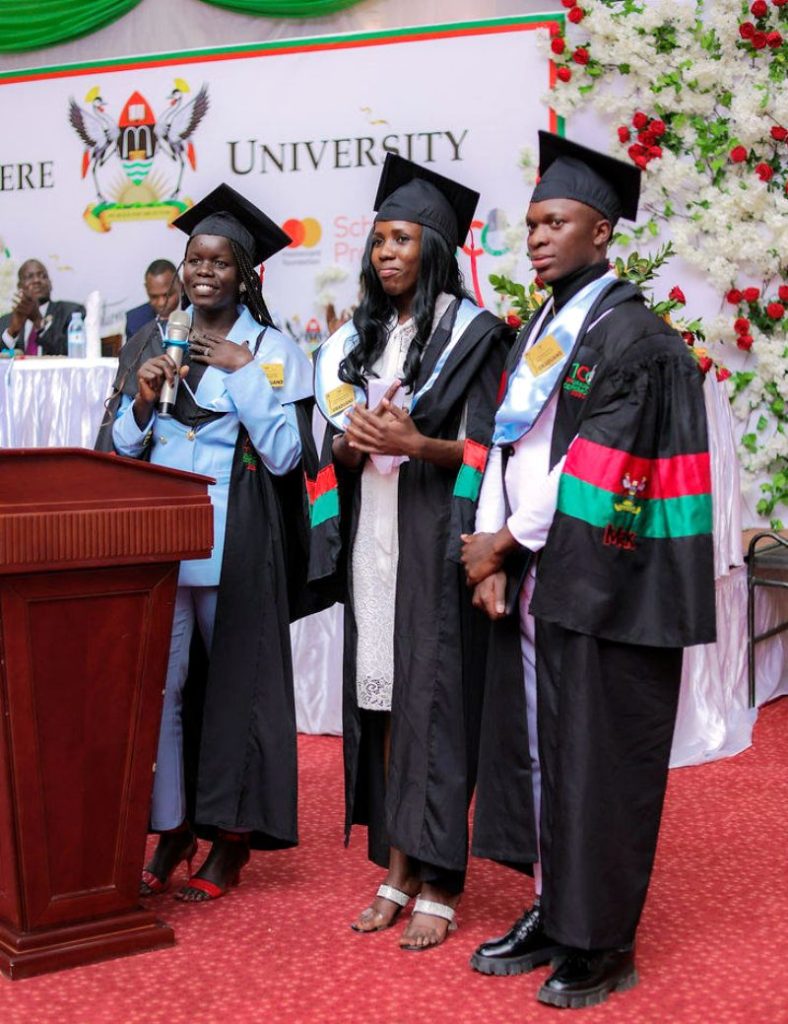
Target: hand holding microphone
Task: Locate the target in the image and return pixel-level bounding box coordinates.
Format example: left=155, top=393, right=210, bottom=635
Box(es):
left=157, top=309, right=191, bottom=418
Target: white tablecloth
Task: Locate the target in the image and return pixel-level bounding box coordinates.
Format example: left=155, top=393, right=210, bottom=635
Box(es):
left=0, top=357, right=118, bottom=449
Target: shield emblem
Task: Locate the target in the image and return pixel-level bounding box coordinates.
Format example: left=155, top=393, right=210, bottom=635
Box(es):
left=117, top=91, right=156, bottom=184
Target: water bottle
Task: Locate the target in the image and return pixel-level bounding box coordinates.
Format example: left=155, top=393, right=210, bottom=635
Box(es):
left=67, top=311, right=87, bottom=359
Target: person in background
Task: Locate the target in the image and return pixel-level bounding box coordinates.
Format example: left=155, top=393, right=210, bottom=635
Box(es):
left=461, top=133, right=715, bottom=1009
left=108, top=184, right=315, bottom=903
left=0, top=259, right=84, bottom=356
left=125, top=259, right=183, bottom=342
left=316, top=154, right=513, bottom=951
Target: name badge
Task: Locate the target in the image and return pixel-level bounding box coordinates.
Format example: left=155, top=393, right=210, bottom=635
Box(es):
left=325, top=382, right=356, bottom=416
left=262, top=362, right=284, bottom=388
left=525, top=334, right=564, bottom=377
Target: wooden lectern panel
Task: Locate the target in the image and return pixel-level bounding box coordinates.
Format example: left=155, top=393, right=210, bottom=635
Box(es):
left=0, top=564, right=178, bottom=933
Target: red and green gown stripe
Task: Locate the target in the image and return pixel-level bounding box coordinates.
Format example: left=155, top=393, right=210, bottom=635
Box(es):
left=306, top=464, right=339, bottom=528
left=453, top=439, right=490, bottom=503
left=557, top=437, right=712, bottom=537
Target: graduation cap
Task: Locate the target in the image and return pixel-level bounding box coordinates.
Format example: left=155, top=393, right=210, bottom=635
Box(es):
left=531, top=131, right=641, bottom=224
left=173, top=183, right=292, bottom=266
left=373, top=153, right=480, bottom=248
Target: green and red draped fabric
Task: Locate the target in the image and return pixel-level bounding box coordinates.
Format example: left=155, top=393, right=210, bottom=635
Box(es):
left=306, top=464, right=339, bottom=528
left=531, top=338, right=716, bottom=649
left=453, top=439, right=490, bottom=503
left=558, top=437, right=712, bottom=539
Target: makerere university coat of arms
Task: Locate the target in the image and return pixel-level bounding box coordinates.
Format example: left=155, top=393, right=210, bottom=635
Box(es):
left=68, top=78, right=209, bottom=231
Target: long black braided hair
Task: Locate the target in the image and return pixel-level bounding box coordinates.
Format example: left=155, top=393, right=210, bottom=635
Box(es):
left=338, top=224, right=472, bottom=391
left=228, top=239, right=275, bottom=328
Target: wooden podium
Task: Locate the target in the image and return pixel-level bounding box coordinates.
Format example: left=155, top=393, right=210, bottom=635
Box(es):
left=0, top=449, right=213, bottom=979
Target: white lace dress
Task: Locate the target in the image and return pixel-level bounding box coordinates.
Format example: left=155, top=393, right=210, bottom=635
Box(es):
left=352, top=295, right=453, bottom=712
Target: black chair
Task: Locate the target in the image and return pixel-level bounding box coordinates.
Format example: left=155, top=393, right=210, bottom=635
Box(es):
left=747, top=531, right=788, bottom=707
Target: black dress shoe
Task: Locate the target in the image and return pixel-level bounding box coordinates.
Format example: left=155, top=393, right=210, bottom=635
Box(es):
left=469, top=903, right=566, bottom=976
left=537, top=947, right=638, bottom=1009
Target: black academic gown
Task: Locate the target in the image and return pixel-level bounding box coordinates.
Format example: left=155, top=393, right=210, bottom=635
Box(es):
left=96, top=320, right=331, bottom=850
left=472, top=269, right=715, bottom=946
left=339, top=302, right=513, bottom=886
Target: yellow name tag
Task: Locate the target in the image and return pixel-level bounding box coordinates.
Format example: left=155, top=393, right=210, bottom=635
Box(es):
left=524, top=334, right=564, bottom=377
left=261, top=362, right=285, bottom=388
left=325, top=382, right=356, bottom=416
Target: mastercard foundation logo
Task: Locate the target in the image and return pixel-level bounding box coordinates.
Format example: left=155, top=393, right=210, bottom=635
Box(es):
left=283, top=217, right=322, bottom=248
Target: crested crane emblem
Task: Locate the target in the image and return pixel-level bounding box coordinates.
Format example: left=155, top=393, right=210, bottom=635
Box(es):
left=613, top=473, right=648, bottom=516
left=67, top=78, right=210, bottom=232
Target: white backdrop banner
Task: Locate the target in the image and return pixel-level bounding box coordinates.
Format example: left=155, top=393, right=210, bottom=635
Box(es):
left=0, top=15, right=561, bottom=344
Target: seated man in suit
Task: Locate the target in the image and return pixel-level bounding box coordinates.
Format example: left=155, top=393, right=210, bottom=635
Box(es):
left=0, top=259, right=85, bottom=356
left=125, top=259, right=182, bottom=342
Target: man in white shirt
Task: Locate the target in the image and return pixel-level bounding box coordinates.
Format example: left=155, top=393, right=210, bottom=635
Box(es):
left=461, top=133, right=714, bottom=1010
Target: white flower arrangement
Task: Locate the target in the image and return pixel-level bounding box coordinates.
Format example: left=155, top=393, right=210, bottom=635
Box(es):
left=540, top=0, right=788, bottom=527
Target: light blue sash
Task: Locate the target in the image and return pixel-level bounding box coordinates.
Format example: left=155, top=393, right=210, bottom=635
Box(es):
left=314, top=299, right=484, bottom=429
left=410, top=299, right=483, bottom=412
left=492, top=271, right=617, bottom=446
left=313, top=320, right=367, bottom=430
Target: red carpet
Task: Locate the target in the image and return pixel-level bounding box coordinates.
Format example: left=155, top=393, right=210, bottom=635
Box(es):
left=3, top=698, right=787, bottom=1024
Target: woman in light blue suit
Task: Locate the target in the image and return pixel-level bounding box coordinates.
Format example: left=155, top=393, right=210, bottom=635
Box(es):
left=112, top=185, right=313, bottom=902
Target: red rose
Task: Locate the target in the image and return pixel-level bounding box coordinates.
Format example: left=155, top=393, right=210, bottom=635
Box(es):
left=767, top=31, right=783, bottom=47
left=669, top=286, right=687, bottom=304
left=649, top=145, right=663, bottom=159
left=632, top=111, right=649, bottom=130
left=568, top=7, right=584, bottom=23
left=743, top=287, right=760, bottom=302
left=726, top=288, right=743, bottom=304
left=506, top=313, right=523, bottom=329
left=755, top=162, right=774, bottom=181
left=736, top=335, right=754, bottom=351
left=730, top=145, right=748, bottom=163
left=551, top=36, right=566, bottom=54
left=698, top=356, right=714, bottom=374
left=771, top=126, right=788, bottom=142
left=650, top=119, right=666, bottom=137
left=716, top=367, right=732, bottom=382
left=734, top=317, right=751, bottom=334
left=638, top=129, right=657, bottom=146
left=751, top=0, right=768, bottom=15
left=549, top=21, right=562, bottom=36
left=618, top=126, right=631, bottom=143
left=556, top=66, right=572, bottom=82
left=778, top=285, right=788, bottom=301
left=773, top=0, right=788, bottom=6
left=682, top=331, right=695, bottom=346
left=627, top=143, right=649, bottom=169
left=752, top=31, right=768, bottom=48
left=766, top=302, right=785, bottom=319
left=561, top=0, right=577, bottom=6
left=534, top=275, right=546, bottom=290
left=739, top=21, right=756, bottom=39
left=573, top=47, right=590, bottom=65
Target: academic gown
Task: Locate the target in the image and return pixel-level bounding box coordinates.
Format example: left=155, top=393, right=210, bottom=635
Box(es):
left=96, top=314, right=332, bottom=850
left=335, top=303, right=513, bottom=881
left=472, top=276, right=715, bottom=945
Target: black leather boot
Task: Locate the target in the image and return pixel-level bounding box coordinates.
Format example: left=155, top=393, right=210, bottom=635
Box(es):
left=469, top=902, right=566, bottom=976
left=537, top=947, right=638, bottom=1008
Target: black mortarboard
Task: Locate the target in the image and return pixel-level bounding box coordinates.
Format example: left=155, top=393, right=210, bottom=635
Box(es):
left=531, top=131, right=641, bottom=224
left=173, top=183, right=292, bottom=265
left=373, top=153, right=479, bottom=247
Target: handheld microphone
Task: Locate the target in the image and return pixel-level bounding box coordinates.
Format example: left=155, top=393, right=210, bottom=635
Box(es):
left=157, top=309, right=191, bottom=419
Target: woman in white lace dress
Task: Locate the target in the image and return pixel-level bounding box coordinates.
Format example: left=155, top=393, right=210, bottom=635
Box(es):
left=326, top=155, right=512, bottom=951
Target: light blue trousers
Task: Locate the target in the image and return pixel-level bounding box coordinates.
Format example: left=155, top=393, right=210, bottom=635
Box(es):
left=151, top=586, right=218, bottom=831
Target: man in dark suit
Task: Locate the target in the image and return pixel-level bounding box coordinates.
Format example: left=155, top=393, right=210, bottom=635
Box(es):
left=125, top=259, right=182, bottom=342
left=0, top=259, right=85, bottom=356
